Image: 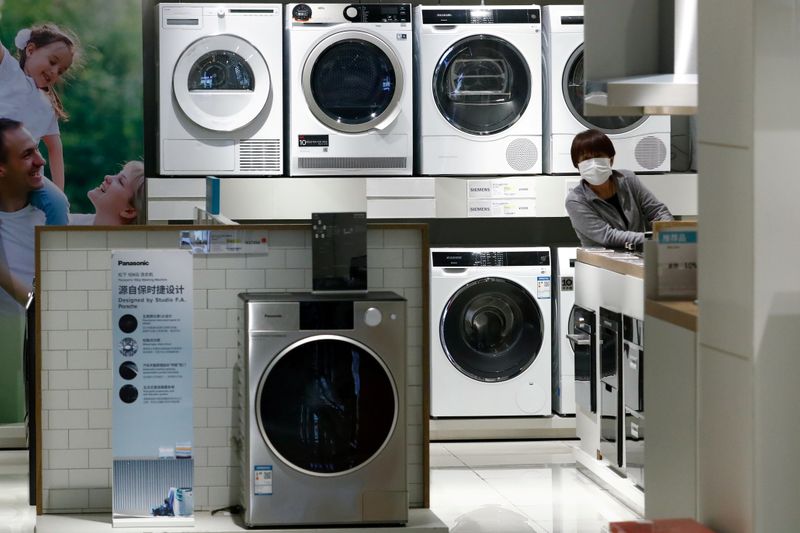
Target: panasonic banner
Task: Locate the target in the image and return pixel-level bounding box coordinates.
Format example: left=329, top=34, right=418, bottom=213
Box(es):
left=111, top=250, right=194, bottom=527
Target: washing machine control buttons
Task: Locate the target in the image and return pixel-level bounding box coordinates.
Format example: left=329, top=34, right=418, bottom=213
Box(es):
left=293, top=4, right=312, bottom=21
left=344, top=5, right=360, bottom=20
left=364, top=307, right=382, bottom=327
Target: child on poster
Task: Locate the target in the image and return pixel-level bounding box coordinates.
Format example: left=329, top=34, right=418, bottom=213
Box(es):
left=0, top=23, right=80, bottom=225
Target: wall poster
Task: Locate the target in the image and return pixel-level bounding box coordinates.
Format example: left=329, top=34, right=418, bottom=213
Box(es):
left=111, top=250, right=194, bottom=527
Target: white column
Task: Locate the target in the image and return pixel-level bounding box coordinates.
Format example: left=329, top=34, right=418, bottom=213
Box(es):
left=697, top=1, right=800, bottom=531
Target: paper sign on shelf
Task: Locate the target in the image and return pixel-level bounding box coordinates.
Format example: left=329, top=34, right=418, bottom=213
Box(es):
left=467, top=199, right=537, bottom=218
left=111, top=250, right=194, bottom=527
left=179, top=229, right=269, bottom=254
left=467, top=179, right=536, bottom=199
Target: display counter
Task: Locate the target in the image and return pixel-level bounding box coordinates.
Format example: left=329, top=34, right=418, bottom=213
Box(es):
left=572, top=248, right=645, bottom=515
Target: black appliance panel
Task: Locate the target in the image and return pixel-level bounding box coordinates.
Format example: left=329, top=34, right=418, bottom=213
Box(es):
left=432, top=250, right=549, bottom=267
left=623, top=315, right=644, bottom=413
left=570, top=305, right=596, bottom=413
left=422, top=9, right=540, bottom=25
left=312, top=212, right=367, bottom=292
left=599, top=308, right=622, bottom=389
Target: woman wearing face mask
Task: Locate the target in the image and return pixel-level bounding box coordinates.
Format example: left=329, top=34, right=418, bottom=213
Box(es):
left=565, top=129, right=673, bottom=249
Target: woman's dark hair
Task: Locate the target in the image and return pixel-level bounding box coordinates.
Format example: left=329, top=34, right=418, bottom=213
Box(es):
left=570, top=129, right=616, bottom=168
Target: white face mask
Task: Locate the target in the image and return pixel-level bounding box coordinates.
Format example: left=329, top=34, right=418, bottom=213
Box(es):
left=578, top=157, right=613, bottom=186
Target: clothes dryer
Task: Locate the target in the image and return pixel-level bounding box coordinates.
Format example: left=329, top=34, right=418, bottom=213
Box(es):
left=286, top=3, right=413, bottom=176
left=239, top=292, right=407, bottom=527
left=415, top=5, right=543, bottom=175
left=554, top=247, right=577, bottom=416
left=157, top=3, right=283, bottom=176
left=430, top=248, right=551, bottom=417
left=542, top=5, right=670, bottom=174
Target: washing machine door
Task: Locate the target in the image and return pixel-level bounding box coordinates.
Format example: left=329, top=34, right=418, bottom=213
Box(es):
left=302, top=31, right=404, bottom=134
left=173, top=34, right=270, bottom=132
left=562, top=44, right=645, bottom=133
left=433, top=35, right=531, bottom=136
left=440, top=277, right=544, bottom=382
left=256, top=335, right=398, bottom=477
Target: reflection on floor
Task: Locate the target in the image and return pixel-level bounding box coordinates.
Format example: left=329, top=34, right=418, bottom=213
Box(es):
left=0, top=449, right=35, bottom=533
left=430, top=440, right=641, bottom=533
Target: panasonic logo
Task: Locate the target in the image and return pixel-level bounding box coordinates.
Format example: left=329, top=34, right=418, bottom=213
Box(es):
left=263, top=314, right=283, bottom=318
left=118, top=260, right=149, bottom=266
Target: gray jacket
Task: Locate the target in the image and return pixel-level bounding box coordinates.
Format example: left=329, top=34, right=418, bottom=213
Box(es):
left=565, top=169, right=673, bottom=248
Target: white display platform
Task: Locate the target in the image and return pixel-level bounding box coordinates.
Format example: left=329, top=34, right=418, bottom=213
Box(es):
left=36, top=509, right=448, bottom=533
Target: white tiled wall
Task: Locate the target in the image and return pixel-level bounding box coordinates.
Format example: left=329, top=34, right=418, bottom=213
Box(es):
left=39, top=227, right=426, bottom=513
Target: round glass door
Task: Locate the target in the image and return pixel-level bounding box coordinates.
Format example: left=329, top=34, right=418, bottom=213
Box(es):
left=173, top=34, right=270, bottom=132
left=440, top=277, right=544, bottom=382
left=256, top=336, right=398, bottom=476
left=433, top=35, right=531, bottom=136
left=303, top=31, right=404, bottom=133
left=563, top=44, right=645, bottom=133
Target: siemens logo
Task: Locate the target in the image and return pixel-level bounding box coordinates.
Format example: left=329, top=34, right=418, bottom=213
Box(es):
left=470, top=186, right=490, bottom=192
left=470, top=207, right=491, bottom=212
left=118, top=260, right=149, bottom=266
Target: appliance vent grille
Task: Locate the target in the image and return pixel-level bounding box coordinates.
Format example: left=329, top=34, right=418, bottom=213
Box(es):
left=506, top=138, right=538, bottom=171
left=239, top=139, right=281, bottom=172
left=298, top=157, right=407, bottom=170
left=634, top=136, right=668, bottom=170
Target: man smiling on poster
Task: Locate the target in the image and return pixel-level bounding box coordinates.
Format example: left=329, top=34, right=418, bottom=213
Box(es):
left=0, top=118, right=46, bottom=424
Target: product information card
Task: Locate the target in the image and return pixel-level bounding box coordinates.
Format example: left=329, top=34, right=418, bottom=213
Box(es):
left=111, top=250, right=194, bottom=527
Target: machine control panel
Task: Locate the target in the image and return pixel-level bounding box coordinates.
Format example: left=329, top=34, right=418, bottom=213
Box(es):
left=432, top=251, right=550, bottom=267
left=422, top=8, right=540, bottom=25
left=293, top=3, right=410, bottom=23
left=343, top=4, right=410, bottom=23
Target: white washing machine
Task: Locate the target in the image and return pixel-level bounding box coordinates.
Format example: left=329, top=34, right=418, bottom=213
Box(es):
left=430, top=248, right=552, bottom=417
left=239, top=292, right=407, bottom=527
left=157, top=3, right=283, bottom=176
left=542, top=5, right=670, bottom=174
left=415, top=5, right=543, bottom=176
left=286, top=3, right=413, bottom=176
left=554, top=247, right=578, bottom=416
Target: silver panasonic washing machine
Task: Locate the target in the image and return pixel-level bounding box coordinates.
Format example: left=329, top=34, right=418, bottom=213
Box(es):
left=238, top=292, right=407, bottom=527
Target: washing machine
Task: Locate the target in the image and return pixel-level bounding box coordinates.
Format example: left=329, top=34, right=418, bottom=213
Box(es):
left=542, top=5, right=670, bottom=174
left=238, top=292, right=407, bottom=527
left=286, top=3, right=413, bottom=176
left=415, top=5, right=543, bottom=176
left=430, top=248, right=552, bottom=417
left=157, top=3, right=283, bottom=176
left=553, top=247, right=577, bottom=416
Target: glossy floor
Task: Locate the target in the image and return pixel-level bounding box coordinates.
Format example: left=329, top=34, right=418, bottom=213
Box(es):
left=430, top=440, right=641, bottom=533
left=0, top=449, right=35, bottom=533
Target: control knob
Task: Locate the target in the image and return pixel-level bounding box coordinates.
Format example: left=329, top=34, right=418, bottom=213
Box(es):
left=344, top=5, right=359, bottom=20
left=364, top=307, right=382, bottom=327
left=293, top=4, right=312, bottom=21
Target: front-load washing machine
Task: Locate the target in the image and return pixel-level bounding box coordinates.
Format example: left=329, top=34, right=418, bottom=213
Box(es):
left=286, top=3, right=413, bottom=176
left=430, top=248, right=552, bottom=417
left=238, top=292, right=407, bottom=527
left=415, top=5, right=543, bottom=175
left=554, top=247, right=578, bottom=416
left=542, top=5, right=670, bottom=174
left=157, top=3, right=283, bottom=176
